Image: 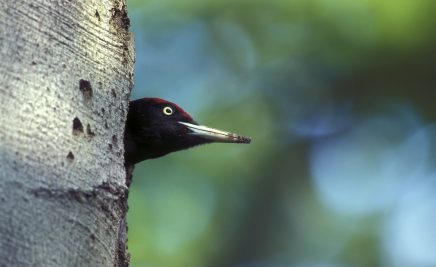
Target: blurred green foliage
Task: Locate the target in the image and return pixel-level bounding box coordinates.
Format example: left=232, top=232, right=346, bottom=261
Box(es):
left=126, top=1, right=436, bottom=267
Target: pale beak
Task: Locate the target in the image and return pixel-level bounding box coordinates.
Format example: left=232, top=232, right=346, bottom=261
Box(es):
left=179, top=122, right=251, bottom=144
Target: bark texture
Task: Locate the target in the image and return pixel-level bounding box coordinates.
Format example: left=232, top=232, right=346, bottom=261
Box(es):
left=0, top=0, right=134, bottom=266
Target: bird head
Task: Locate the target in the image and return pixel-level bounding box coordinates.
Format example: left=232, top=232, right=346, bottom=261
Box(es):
left=124, top=98, right=251, bottom=164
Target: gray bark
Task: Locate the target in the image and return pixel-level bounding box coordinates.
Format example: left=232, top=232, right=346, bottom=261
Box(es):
left=0, top=0, right=134, bottom=266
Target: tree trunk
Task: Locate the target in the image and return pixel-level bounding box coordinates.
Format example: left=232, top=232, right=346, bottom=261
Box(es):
left=0, top=0, right=134, bottom=266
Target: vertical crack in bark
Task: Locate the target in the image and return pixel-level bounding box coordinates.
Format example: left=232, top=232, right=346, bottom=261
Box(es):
left=109, top=1, right=134, bottom=265
left=115, top=166, right=134, bottom=267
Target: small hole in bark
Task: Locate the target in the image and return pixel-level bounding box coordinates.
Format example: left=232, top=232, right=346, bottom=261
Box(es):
left=79, top=79, right=93, bottom=99
left=101, top=108, right=105, bottom=114
left=90, top=233, right=96, bottom=241
left=108, top=143, right=113, bottom=150
left=111, top=89, right=117, bottom=98
left=95, top=10, right=101, bottom=21
left=86, top=124, right=96, bottom=137
left=31, top=61, right=36, bottom=65
left=112, top=135, right=118, bottom=145
left=67, top=151, right=75, bottom=161
left=73, top=117, right=83, bottom=135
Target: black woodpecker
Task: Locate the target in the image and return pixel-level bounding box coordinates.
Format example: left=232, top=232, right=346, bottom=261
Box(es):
left=124, top=98, right=251, bottom=165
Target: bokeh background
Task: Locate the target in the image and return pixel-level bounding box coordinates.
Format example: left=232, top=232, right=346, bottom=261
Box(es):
left=125, top=1, right=436, bottom=267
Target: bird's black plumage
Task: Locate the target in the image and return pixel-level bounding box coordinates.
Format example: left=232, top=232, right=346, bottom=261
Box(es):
left=124, top=98, right=250, bottom=165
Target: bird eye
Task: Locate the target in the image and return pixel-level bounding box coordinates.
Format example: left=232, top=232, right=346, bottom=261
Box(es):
left=163, top=106, right=173, bottom=115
